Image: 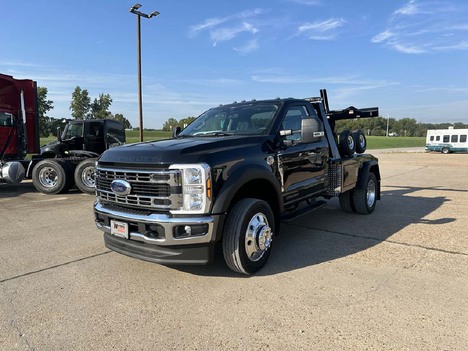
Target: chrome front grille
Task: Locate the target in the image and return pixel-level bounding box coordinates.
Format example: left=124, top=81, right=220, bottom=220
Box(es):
left=95, top=167, right=183, bottom=210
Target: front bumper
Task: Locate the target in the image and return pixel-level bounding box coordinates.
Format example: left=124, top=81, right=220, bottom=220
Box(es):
left=94, top=201, right=221, bottom=264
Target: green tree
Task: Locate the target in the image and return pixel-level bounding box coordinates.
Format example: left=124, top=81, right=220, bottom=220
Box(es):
left=70, top=86, right=91, bottom=120
left=114, top=113, right=133, bottom=129
left=37, top=87, right=54, bottom=137
left=179, top=117, right=196, bottom=128
left=161, top=116, right=197, bottom=131
left=89, top=93, right=113, bottom=119
left=162, top=117, right=179, bottom=131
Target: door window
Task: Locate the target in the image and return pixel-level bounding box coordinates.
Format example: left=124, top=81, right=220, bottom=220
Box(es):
left=281, top=105, right=310, bottom=141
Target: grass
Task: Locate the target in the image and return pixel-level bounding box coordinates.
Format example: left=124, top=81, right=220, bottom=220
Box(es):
left=125, top=130, right=172, bottom=144
left=40, top=132, right=426, bottom=149
left=366, top=136, right=425, bottom=149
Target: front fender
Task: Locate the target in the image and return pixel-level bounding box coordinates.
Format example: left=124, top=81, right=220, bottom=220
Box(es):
left=212, top=164, right=282, bottom=214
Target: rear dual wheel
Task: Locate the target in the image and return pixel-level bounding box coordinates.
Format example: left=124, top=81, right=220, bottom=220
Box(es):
left=339, top=172, right=378, bottom=215
left=74, top=158, right=97, bottom=194
left=32, top=159, right=74, bottom=194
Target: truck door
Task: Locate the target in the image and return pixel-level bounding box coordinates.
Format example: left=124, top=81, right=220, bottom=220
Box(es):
left=277, top=103, right=328, bottom=207
left=85, top=121, right=105, bottom=154
left=62, top=121, right=84, bottom=150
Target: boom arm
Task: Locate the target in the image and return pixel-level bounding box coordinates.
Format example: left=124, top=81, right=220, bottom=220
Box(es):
left=316, top=88, right=379, bottom=122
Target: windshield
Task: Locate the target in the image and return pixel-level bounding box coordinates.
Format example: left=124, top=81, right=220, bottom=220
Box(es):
left=0, top=112, right=14, bottom=127
left=62, top=122, right=83, bottom=139
left=179, top=103, right=279, bottom=137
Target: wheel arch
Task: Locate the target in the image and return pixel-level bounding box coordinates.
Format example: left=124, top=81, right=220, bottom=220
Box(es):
left=212, top=166, right=282, bottom=240
left=356, top=160, right=381, bottom=200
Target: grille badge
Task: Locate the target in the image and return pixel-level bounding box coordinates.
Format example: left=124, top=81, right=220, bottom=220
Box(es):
left=110, top=179, right=132, bottom=196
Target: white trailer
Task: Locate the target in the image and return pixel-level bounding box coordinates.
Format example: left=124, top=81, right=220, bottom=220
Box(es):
left=426, top=128, right=468, bottom=154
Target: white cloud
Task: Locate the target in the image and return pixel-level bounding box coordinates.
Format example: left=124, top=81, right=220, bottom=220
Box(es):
left=371, top=30, right=394, bottom=43
left=296, top=18, right=345, bottom=40
left=433, top=40, right=468, bottom=51
left=233, top=39, right=259, bottom=55
left=372, top=0, right=468, bottom=54
left=210, top=22, right=258, bottom=44
left=190, top=9, right=264, bottom=51
left=288, top=0, right=321, bottom=6
left=250, top=73, right=398, bottom=89
left=392, top=43, right=427, bottom=54
left=190, top=18, right=228, bottom=34
left=393, top=0, right=420, bottom=16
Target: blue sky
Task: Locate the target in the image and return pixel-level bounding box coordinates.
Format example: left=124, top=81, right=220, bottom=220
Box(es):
left=2, top=0, right=468, bottom=128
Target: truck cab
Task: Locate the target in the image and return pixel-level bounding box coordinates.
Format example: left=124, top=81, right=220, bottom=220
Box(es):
left=41, top=119, right=126, bottom=158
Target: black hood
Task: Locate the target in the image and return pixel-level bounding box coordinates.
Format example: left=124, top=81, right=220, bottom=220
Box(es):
left=98, top=135, right=272, bottom=166
left=40, top=139, right=64, bottom=155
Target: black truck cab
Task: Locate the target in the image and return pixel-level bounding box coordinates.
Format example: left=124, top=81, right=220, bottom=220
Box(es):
left=41, top=119, right=126, bottom=158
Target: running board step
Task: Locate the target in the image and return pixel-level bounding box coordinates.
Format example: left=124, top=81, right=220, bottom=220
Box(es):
left=281, top=200, right=327, bottom=222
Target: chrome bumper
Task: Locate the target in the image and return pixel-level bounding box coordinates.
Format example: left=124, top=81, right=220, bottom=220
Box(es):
left=94, top=202, right=216, bottom=246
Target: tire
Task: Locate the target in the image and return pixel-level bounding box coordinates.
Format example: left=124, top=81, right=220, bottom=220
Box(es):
left=353, top=130, right=367, bottom=154
left=353, top=172, right=378, bottom=214
left=74, top=158, right=97, bottom=194
left=339, top=190, right=355, bottom=213
left=441, top=147, right=449, bottom=154
left=339, top=130, right=356, bottom=156
left=32, top=159, right=72, bottom=194
left=222, top=198, right=275, bottom=275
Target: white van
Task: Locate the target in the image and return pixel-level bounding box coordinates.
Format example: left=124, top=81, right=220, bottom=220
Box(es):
left=426, top=128, right=468, bottom=154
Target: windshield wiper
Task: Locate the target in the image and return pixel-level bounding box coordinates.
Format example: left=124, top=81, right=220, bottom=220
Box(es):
left=200, top=132, right=234, bottom=137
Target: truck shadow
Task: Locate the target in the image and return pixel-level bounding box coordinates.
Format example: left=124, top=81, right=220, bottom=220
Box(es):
left=177, top=185, right=460, bottom=277
left=0, top=181, right=37, bottom=197
left=0, top=181, right=84, bottom=197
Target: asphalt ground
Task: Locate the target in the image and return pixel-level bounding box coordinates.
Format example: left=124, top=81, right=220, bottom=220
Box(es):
left=1, top=151, right=467, bottom=351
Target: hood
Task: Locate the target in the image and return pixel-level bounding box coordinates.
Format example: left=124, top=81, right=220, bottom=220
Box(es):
left=98, top=135, right=271, bottom=166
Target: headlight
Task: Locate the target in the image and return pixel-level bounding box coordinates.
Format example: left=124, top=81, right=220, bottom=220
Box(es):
left=169, top=164, right=211, bottom=214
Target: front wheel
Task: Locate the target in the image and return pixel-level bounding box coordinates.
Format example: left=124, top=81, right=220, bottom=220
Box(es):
left=441, top=147, right=449, bottom=154
left=222, top=199, right=275, bottom=275
left=353, top=172, right=378, bottom=214
left=74, top=158, right=97, bottom=194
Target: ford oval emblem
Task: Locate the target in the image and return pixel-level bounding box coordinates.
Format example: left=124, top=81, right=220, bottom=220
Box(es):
left=110, top=179, right=132, bottom=196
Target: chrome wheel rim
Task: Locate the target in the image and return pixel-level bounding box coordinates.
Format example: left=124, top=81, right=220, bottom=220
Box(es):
left=367, top=179, right=376, bottom=208
left=245, top=212, right=273, bottom=262
left=359, top=135, right=366, bottom=149
left=347, top=135, right=355, bottom=150
left=81, top=166, right=96, bottom=188
left=38, top=167, right=59, bottom=188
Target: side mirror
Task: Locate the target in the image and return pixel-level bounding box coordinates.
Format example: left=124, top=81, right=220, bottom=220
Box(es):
left=172, top=126, right=181, bottom=137
left=301, top=117, right=324, bottom=143
left=56, top=127, right=62, bottom=142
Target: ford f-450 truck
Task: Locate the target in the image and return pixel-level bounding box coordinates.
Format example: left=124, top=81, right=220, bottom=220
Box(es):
left=94, top=90, right=380, bottom=275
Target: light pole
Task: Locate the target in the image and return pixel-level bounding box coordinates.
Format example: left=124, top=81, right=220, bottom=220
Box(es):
left=129, top=4, right=160, bottom=142
left=386, top=113, right=390, bottom=137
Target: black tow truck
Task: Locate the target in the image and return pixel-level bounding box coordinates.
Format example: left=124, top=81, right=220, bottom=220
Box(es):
left=93, top=90, right=380, bottom=275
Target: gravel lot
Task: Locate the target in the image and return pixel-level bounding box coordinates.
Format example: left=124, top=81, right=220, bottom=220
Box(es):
left=1, top=151, right=467, bottom=350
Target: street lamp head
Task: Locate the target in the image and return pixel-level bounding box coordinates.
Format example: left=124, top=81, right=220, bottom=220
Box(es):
left=148, top=11, right=160, bottom=18
left=129, top=3, right=142, bottom=12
